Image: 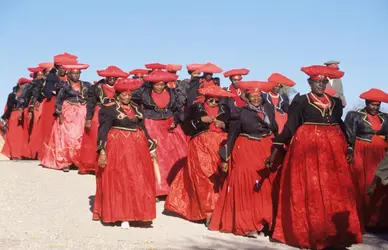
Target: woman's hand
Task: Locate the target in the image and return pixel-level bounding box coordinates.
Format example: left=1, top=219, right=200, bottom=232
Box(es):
left=201, top=116, right=213, bottom=123
left=58, top=114, right=64, bottom=125
left=346, top=147, right=354, bottom=163
left=85, top=120, right=92, bottom=130
left=98, top=150, right=107, bottom=168
left=27, top=112, right=33, bottom=122
left=219, top=162, right=228, bottom=173
left=213, top=120, right=225, bottom=129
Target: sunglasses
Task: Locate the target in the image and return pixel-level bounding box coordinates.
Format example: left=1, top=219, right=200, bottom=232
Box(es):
left=208, top=98, right=219, bottom=104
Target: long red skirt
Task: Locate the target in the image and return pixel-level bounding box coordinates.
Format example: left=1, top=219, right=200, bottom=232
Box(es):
left=41, top=102, right=86, bottom=170
left=34, top=98, right=56, bottom=161
left=78, top=106, right=100, bottom=174
left=28, top=102, right=42, bottom=158
left=272, top=125, right=362, bottom=249
left=209, top=136, right=274, bottom=235
left=164, top=131, right=226, bottom=221
left=1, top=110, right=24, bottom=159
left=275, top=110, right=288, bottom=134
left=92, top=129, right=156, bottom=223
left=145, top=118, right=188, bottom=196
left=21, top=109, right=33, bottom=159
left=352, top=136, right=388, bottom=227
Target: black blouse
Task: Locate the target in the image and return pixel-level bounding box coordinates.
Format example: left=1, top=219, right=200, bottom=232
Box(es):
left=345, top=108, right=388, bottom=146
left=272, top=93, right=348, bottom=148
left=131, top=86, right=184, bottom=124
left=97, top=102, right=156, bottom=152
left=55, top=81, right=91, bottom=115
left=219, top=104, right=277, bottom=162
left=17, top=82, right=36, bottom=109
left=1, top=92, right=18, bottom=120
left=183, top=102, right=230, bottom=137
left=261, top=92, right=290, bottom=114
left=86, top=80, right=116, bottom=120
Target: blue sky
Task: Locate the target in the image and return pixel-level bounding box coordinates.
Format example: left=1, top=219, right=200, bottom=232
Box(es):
left=1, top=0, right=387, bottom=112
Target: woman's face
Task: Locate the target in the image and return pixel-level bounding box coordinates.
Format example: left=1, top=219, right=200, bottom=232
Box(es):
left=204, top=73, right=213, bottom=82
left=366, top=101, right=381, bottom=115
left=205, top=97, right=219, bottom=107
left=152, top=81, right=165, bottom=93
left=248, top=92, right=261, bottom=107
left=68, top=70, right=81, bottom=82
left=118, top=91, right=132, bottom=105
left=106, top=77, right=117, bottom=86
left=309, top=80, right=327, bottom=96
left=271, top=84, right=282, bottom=94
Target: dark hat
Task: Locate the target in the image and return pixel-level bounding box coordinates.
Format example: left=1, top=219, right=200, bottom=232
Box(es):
left=324, top=60, right=340, bottom=66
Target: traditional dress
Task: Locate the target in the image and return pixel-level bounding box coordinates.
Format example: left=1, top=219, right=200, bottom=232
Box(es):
left=132, top=71, right=188, bottom=196
left=210, top=105, right=277, bottom=235
left=33, top=53, right=78, bottom=161
left=41, top=64, right=90, bottom=170
left=93, top=79, right=156, bottom=223
left=271, top=66, right=362, bottom=249
left=1, top=78, right=31, bottom=159
left=264, top=73, right=296, bottom=133
left=345, top=88, right=388, bottom=227
left=79, top=66, right=129, bottom=174
left=165, top=85, right=233, bottom=222
left=224, top=68, right=250, bottom=108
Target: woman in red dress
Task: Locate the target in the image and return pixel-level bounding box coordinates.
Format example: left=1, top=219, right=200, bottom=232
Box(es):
left=1, top=78, right=31, bottom=160
left=262, top=73, right=296, bottom=134
left=223, top=68, right=250, bottom=107
left=132, top=70, right=188, bottom=197
left=165, top=85, right=234, bottom=225
left=79, top=66, right=129, bottom=174
left=209, top=81, right=277, bottom=237
left=40, top=63, right=91, bottom=172
left=266, top=65, right=362, bottom=249
left=345, top=88, right=388, bottom=228
left=93, top=78, right=157, bottom=229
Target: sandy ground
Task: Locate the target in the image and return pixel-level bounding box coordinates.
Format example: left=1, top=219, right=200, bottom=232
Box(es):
left=0, top=160, right=388, bottom=250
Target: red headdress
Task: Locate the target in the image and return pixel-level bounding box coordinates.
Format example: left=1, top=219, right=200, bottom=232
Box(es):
left=114, top=78, right=143, bottom=92
left=223, top=68, right=250, bottom=80
left=238, top=81, right=277, bottom=94
left=143, top=70, right=178, bottom=83
left=359, top=88, right=388, bottom=103
left=166, top=64, right=182, bottom=73
left=301, top=65, right=344, bottom=81
left=145, top=63, right=167, bottom=71
left=268, top=73, right=296, bottom=87
left=18, top=77, right=32, bottom=85
left=53, top=52, right=78, bottom=66
left=186, top=63, right=203, bottom=72
left=97, top=66, right=129, bottom=78
left=198, top=85, right=236, bottom=98
left=129, top=69, right=149, bottom=77
left=197, top=63, right=223, bottom=74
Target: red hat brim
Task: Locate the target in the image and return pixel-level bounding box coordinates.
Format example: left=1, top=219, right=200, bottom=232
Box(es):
left=186, top=63, right=204, bottom=72
left=223, top=68, right=250, bottom=78
left=62, top=64, right=89, bottom=70
left=129, top=69, right=149, bottom=76
left=238, top=81, right=277, bottom=94
left=198, top=85, right=236, bottom=98
left=268, top=73, right=296, bottom=87
left=166, top=64, right=182, bottom=72
left=18, top=77, right=32, bottom=85
left=359, top=88, right=388, bottom=103
left=301, top=65, right=344, bottom=80
left=97, top=66, right=129, bottom=78
left=143, top=71, right=178, bottom=83
left=28, top=67, right=43, bottom=73
left=197, top=63, right=223, bottom=74
left=38, top=62, right=54, bottom=69
left=145, top=63, right=167, bottom=70
left=114, top=78, right=143, bottom=92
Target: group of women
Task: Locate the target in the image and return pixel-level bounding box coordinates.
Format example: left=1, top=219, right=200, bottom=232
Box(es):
left=1, top=52, right=388, bottom=249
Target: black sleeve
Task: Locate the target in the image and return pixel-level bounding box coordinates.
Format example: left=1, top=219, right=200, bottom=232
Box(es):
left=55, top=86, right=67, bottom=115
left=86, top=85, right=98, bottom=120
left=17, top=84, right=33, bottom=109
left=183, top=104, right=208, bottom=136
left=30, top=79, right=44, bottom=112
left=334, top=98, right=351, bottom=147
left=282, top=94, right=290, bottom=113
left=131, top=86, right=145, bottom=105
left=138, top=115, right=157, bottom=152
left=97, top=106, right=114, bottom=152
left=43, top=72, right=58, bottom=99
left=1, top=93, right=16, bottom=120
left=272, top=94, right=303, bottom=148
left=172, top=90, right=185, bottom=124
left=344, top=111, right=357, bottom=149
left=186, top=77, right=201, bottom=106
left=219, top=117, right=241, bottom=162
